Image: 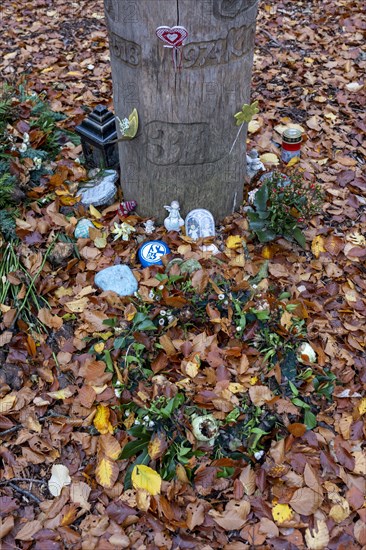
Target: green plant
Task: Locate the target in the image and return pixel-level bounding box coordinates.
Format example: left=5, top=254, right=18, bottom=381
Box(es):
left=247, top=170, right=323, bottom=247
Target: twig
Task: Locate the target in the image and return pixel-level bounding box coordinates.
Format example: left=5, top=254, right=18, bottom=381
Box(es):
left=0, top=478, right=46, bottom=486
left=260, top=29, right=282, bottom=47
left=8, top=482, right=41, bottom=504
left=0, top=411, right=71, bottom=438
left=0, top=425, right=20, bottom=436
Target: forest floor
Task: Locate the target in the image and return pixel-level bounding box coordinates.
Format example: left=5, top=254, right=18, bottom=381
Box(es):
left=0, top=0, right=365, bottom=549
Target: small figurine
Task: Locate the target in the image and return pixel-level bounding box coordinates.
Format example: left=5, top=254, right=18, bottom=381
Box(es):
left=143, top=220, right=155, bottom=235
left=246, top=149, right=265, bottom=180
left=118, top=200, right=137, bottom=218
left=164, top=200, right=184, bottom=232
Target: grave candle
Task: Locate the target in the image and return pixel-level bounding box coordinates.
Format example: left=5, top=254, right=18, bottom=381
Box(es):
left=281, top=128, right=302, bottom=163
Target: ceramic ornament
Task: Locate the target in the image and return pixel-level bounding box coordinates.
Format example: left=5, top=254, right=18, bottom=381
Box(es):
left=246, top=149, right=265, bottom=180
left=143, top=220, right=155, bottom=235
left=164, top=200, right=184, bottom=232
left=74, top=219, right=94, bottom=239
left=156, top=25, right=188, bottom=71
left=138, top=240, right=171, bottom=268
left=185, top=209, right=215, bottom=240
left=118, top=200, right=137, bottom=217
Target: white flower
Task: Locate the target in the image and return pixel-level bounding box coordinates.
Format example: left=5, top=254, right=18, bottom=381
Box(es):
left=33, top=157, right=42, bottom=170
left=224, top=300, right=229, bottom=306
left=218, top=293, right=225, bottom=300
left=134, top=419, right=141, bottom=425
left=87, top=64, right=95, bottom=70
left=19, top=143, right=28, bottom=153
left=167, top=315, right=174, bottom=323
left=256, top=300, right=270, bottom=311
left=297, top=342, right=317, bottom=363
left=114, top=388, right=122, bottom=398
left=158, top=318, right=165, bottom=326
left=148, top=420, right=155, bottom=428
left=148, top=290, right=155, bottom=299
left=158, top=284, right=164, bottom=290
left=254, top=450, right=265, bottom=460
left=160, top=309, right=167, bottom=316
left=111, top=221, right=135, bottom=241
left=23, top=132, right=30, bottom=144
left=236, top=326, right=242, bottom=332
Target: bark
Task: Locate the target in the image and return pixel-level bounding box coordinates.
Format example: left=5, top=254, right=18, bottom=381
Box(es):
left=104, top=0, right=259, bottom=222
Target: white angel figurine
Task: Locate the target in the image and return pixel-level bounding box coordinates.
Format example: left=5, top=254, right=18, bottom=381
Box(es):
left=246, top=149, right=265, bottom=180
left=164, top=201, right=184, bottom=232
left=143, top=220, right=155, bottom=235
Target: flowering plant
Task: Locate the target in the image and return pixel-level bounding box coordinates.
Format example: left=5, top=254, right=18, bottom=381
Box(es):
left=247, top=171, right=323, bottom=248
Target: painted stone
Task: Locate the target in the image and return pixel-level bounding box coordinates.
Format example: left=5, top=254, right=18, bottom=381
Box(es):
left=94, top=265, right=138, bottom=296
left=185, top=209, right=215, bottom=241
left=79, top=169, right=118, bottom=207
left=74, top=219, right=94, bottom=239
left=138, top=240, right=171, bottom=267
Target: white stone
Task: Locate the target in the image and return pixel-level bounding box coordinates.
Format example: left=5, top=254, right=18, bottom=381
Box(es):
left=74, top=219, right=94, bottom=239
left=94, top=265, right=138, bottom=296
left=79, top=170, right=118, bottom=207
left=185, top=209, right=215, bottom=240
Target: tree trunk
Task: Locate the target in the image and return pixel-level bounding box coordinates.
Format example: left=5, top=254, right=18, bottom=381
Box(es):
left=104, top=0, right=259, bottom=222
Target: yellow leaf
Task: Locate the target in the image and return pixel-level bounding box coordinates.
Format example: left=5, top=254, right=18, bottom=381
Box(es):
left=95, top=456, right=119, bottom=489
left=93, top=404, right=114, bottom=435
left=185, top=359, right=200, bottom=378
left=94, top=236, right=107, bottom=249
left=272, top=503, right=293, bottom=524
left=228, top=383, right=245, bottom=394
left=248, top=119, right=262, bottom=134
left=54, top=287, right=73, bottom=299
left=136, top=488, right=151, bottom=511
left=311, top=236, right=326, bottom=259
left=260, top=153, right=279, bottom=165
left=124, top=303, right=137, bottom=321
left=94, top=342, right=105, bottom=354
left=286, top=156, right=299, bottom=167
left=131, top=465, right=162, bottom=496
left=47, top=388, right=74, bottom=400
left=176, top=463, right=189, bottom=483
left=64, top=296, right=89, bottom=313
left=249, top=376, right=258, bottom=385
left=226, top=235, right=242, bottom=249
left=358, top=398, right=366, bottom=415
left=89, top=204, right=102, bottom=219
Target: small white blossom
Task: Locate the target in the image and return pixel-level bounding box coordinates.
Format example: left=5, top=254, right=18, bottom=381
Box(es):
left=158, top=284, right=164, bottom=290
left=158, top=318, right=165, bottom=326
left=19, top=143, right=28, bottom=153
left=224, top=300, right=229, bottom=306
left=167, top=315, right=174, bottom=323
left=218, top=293, right=225, bottom=300
left=160, top=309, right=167, bottom=316
left=114, top=388, right=122, bottom=398
left=254, top=450, right=265, bottom=460
left=236, top=326, right=242, bottom=332
left=23, top=132, right=30, bottom=144
left=148, top=420, right=155, bottom=428
left=148, top=289, right=155, bottom=299
left=134, top=419, right=141, bottom=425
left=255, top=300, right=270, bottom=311
left=33, top=157, right=42, bottom=170
left=87, top=64, right=95, bottom=70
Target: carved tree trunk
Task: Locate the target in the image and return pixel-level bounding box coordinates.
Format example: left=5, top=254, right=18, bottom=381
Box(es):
left=104, top=0, right=259, bottom=222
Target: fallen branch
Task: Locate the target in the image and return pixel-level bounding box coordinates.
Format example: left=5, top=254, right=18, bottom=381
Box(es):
left=8, top=481, right=41, bottom=504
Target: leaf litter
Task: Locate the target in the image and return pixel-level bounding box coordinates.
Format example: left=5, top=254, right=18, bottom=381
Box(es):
left=0, top=0, right=365, bottom=549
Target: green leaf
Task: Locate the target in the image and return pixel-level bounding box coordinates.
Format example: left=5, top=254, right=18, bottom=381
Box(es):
left=135, top=319, right=157, bottom=331
left=256, top=228, right=278, bottom=243
left=291, top=227, right=306, bottom=248
left=253, top=184, right=268, bottom=211
left=304, top=410, right=317, bottom=430
left=119, top=437, right=150, bottom=459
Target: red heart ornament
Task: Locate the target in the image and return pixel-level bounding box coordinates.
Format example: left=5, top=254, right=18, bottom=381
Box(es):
left=156, top=26, right=188, bottom=48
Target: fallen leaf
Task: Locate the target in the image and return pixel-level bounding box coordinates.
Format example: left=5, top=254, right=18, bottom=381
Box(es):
left=249, top=385, right=274, bottom=406
left=311, top=236, right=326, bottom=258
left=272, top=503, right=293, bottom=524
left=94, top=405, right=114, bottom=435
left=131, top=465, right=162, bottom=496
left=209, top=500, right=250, bottom=530
left=305, top=520, right=330, bottom=550
left=95, top=456, right=119, bottom=489
left=260, top=153, right=279, bottom=165
left=48, top=464, right=71, bottom=497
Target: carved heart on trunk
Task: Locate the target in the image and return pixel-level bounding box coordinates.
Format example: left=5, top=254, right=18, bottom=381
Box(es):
left=156, top=26, right=188, bottom=47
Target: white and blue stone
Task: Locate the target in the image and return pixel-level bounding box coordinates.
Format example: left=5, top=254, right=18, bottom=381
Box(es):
left=94, top=265, right=138, bottom=296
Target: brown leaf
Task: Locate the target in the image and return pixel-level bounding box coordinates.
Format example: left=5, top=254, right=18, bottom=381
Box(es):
left=191, top=269, right=209, bottom=293
left=289, top=487, right=323, bottom=515
left=186, top=501, right=205, bottom=530
left=249, top=385, right=274, bottom=406
left=15, top=520, right=42, bottom=541
left=287, top=423, right=307, bottom=437
left=209, top=500, right=251, bottom=530
left=38, top=308, right=63, bottom=330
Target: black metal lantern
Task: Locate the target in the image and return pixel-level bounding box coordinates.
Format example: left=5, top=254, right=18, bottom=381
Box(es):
left=75, top=105, right=119, bottom=170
